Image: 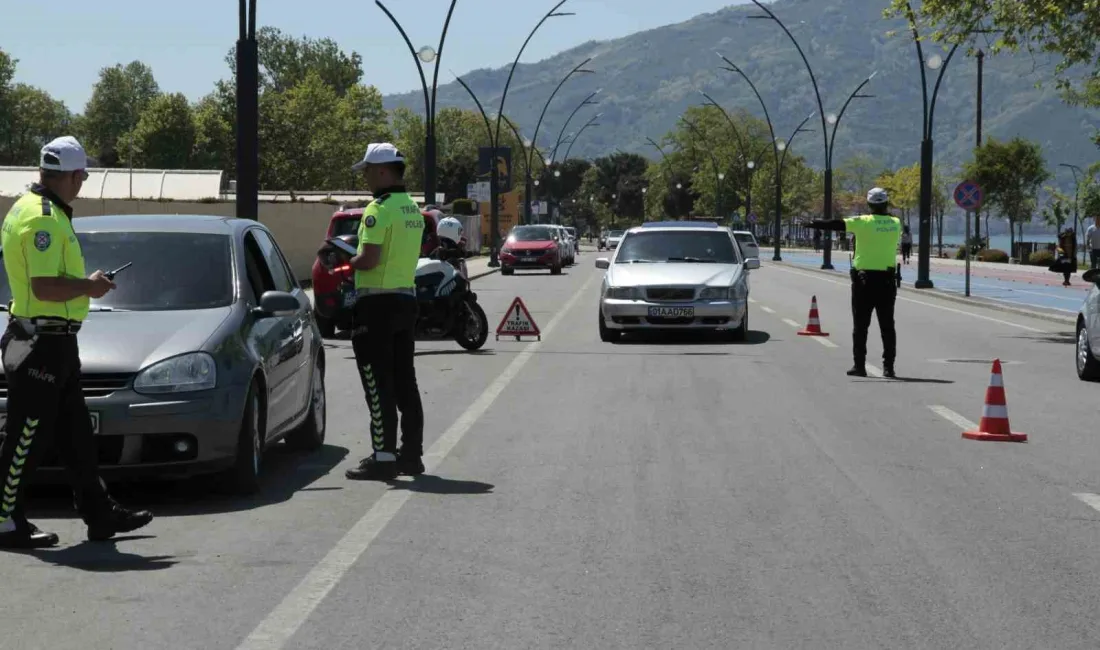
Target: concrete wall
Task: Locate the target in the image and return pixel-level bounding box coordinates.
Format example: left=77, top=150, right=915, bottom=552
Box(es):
left=0, top=198, right=335, bottom=281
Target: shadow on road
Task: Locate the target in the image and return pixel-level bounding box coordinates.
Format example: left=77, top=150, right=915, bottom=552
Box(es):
left=614, top=330, right=771, bottom=346
left=28, top=443, right=349, bottom=518
left=853, top=377, right=955, bottom=384
left=1008, top=332, right=1076, bottom=345
left=17, top=536, right=178, bottom=572
left=385, top=474, right=494, bottom=495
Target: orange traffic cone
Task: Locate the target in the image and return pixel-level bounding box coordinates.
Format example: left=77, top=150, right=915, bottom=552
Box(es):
left=962, top=359, right=1027, bottom=443
left=797, top=295, right=829, bottom=336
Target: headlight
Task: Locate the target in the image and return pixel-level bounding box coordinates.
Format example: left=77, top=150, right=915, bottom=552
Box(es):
left=605, top=286, right=640, bottom=300
left=134, top=352, right=217, bottom=395
left=698, top=286, right=731, bottom=300
left=731, top=281, right=749, bottom=301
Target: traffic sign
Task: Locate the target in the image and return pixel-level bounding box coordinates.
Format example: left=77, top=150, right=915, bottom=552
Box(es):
left=496, top=296, right=541, bottom=341
left=954, top=180, right=984, bottom=211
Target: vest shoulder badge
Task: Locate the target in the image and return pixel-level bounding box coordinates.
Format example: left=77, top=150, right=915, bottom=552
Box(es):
left=365, top=215, right=377, bottom=228
left=34, top=230, right=51, bottom=251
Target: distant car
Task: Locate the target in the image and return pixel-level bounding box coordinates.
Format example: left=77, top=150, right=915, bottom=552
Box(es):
left=1076, top=268, right=1100, bottom=380
left=732, top=230, right=760, bottom=260
left=0, top=214, right=326, bottom=495
left=500, top=225, right=564, bottom=275
left=564, top=226, right=581, bottom=257
left=595, top=221, right=760, bottom=342
left=311, top=206, right=454, bottom=337
left=607, top=229, right=626, bottom=250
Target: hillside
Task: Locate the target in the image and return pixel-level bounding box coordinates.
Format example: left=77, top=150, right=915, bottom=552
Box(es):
left=383, top=0, right=1099, bottom=191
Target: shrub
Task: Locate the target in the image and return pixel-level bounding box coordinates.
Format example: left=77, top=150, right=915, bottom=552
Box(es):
left=1026, top=249, right=1055, bottom=266
left=977, top=248, right=1009, bottom=263
left=955, top=246, right=967, bottom=260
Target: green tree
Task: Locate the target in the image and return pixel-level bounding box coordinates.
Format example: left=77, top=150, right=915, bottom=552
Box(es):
left=80, top=62, right=160, bottom=166
left=1082, top=177, right=1100, bottom=223
left=226, top=27, right=364, bottom=97
left=836, top=153, right=889, bottom=195
left=875, top=163, right=921, bottom=227
left=0, top=84, right=72, bottom=166
left=1041, top=187, right=1072, bottom=233
left=963, top=137, right=1049, bottom=251
left=191, top=89, right=235, bottom=172
left=118, top=93, right=196, bottom=169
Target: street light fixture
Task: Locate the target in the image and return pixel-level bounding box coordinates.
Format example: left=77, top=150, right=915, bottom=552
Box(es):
left=550, top=90, right=601, bottom=163
left=1061, top=162, right=1086, bottom=264
left=375, top=0, right=458, bottom=209
left=236, top=0, right=260, bottom=220
left=562, top=113, right=600, bottom=161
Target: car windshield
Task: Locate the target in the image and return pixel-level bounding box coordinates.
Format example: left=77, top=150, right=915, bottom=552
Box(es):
left=331, top=217, right=360, bottom=237
left=510, top=227, right=555, bottom=241
left=0, top=232, right=234, bottom=311
left=609, top=230, right=625, bottom=238
left=734, top=233, right=757, bottom=245
left=616, top=231, right=740, bottom=264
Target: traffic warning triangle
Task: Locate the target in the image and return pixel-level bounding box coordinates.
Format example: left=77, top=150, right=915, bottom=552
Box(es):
left=496, top=296, right=541, bottom=337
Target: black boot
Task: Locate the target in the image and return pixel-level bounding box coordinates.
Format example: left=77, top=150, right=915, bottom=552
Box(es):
left=846, top=365, right=867, bottom=377
left=396, top=450, right=425, bottom=476
left=0, top=521, right=59, bottom=549
left=345, top=455, right=398, bottom=481
left=883, top=364, right=896, bottom=379
left=86, top=501, right=154, bottom=542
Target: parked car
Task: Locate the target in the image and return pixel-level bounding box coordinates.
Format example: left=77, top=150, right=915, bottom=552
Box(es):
left=1076, top=268, right=1100, bottom=380
left=0, top=214, right=326, bottom=495
left=564, top=226, right=581, bottom=257
left=311, top=206, right=455, bottom=337
left=606, top=229, right=626, bottom=250
left=595, top=221, right=760, bottom=342
left=551, top=224, right=575, bottom=265
left=732, top=230, right=761, bottom=260
left=500, top=225, right=564, bottom=275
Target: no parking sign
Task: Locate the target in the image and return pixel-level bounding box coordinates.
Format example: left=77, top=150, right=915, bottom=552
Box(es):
left=954, top=180, right=984, bottom=211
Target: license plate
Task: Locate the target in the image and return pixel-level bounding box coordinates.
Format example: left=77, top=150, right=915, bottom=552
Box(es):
left=0, top=412, right=98, bottom=434
left=343, top=292, right=358, bottom=308
left=519, top=258, right=539, bottom=263
left=648, top=306, right=694, bottom=318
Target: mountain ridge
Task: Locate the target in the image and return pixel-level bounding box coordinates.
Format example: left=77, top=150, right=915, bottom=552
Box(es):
left=382, top=0, right=1098, bottom=190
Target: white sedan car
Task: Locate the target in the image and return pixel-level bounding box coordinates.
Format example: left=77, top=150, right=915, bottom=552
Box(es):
left=595, top=222, right=760, bottom=342
left=606, top=229, right=625, bottom=250
left=732, top=230, right=760, bottom=260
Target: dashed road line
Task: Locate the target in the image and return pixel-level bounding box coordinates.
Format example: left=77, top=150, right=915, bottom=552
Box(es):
left=865, top=363, right=884, bottom=378
left=760, top=306, right=775, bottom=314
left=1073, top=493, right=1100, bottom=513
left=782, top=317, right=801, bottom=328
left=814, top=337, right=839, bottom=348
left=929, top=405, right=977, bottom=430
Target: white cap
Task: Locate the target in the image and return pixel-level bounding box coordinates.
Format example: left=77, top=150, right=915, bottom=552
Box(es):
left=40, top=136, right=90, bottom=172
left=867, top=187, right=889, bottom=204
left=351, top=143, right=405, bottom=171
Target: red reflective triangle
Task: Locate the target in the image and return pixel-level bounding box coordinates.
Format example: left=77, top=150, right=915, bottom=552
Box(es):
left=495, top=296, right=540, bottom=336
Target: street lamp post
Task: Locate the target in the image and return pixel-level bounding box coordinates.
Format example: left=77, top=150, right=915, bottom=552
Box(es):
left=746, top=1, right=875, bottom=271
left=1061, top=163, right=1085, bottom=264
left=821, top=73, right=877, bottom=268
left=236, top=0, right=259, bottom=220
left=550, top=90, right=601, bottom=163
left=718, top=56, right=786, bottom=260
left=375, top=0, right=458, bottom=207
left=899, top=1, right=976, bottom=288
left=775, top=113, right=816, bottom=254
left=523, top=58, right=596, bottom=223
left=562, top=114, right=600, bottom=161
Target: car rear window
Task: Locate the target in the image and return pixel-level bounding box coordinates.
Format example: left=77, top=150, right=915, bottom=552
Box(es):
left=331, top=217, right=360, bottom=237
left=734, top=233, right=757, bottom=245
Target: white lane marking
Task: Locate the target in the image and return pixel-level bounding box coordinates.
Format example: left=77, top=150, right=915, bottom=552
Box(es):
left=815, top=337, right=839, bottom=348
left=760, top=306, right=776, bottom=314
left=236, top=272, right=601, bottom=650
left=769, top=265, right=1047, bottom=333
left=782, top=318, right=801, bottom=328
left=929, top=405, right=977, bottom=431
left=865, top=363, right=884, bottom=377
left=748, top=297, right=757, bottom=304
left=1073, top=493, right=1100, bottom=513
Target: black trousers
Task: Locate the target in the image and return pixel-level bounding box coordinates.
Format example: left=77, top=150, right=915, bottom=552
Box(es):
left=351, top=294, right=424, bottom=458
left=0, top=324, right=109, bottom=533
left=850, top=270, right=897, bottom=369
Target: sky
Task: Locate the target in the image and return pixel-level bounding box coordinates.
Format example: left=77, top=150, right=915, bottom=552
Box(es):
left=4, top=0, right=748, bottom=112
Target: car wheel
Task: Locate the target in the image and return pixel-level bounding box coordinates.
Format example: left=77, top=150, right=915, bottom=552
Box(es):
left=727, top=310, right=748, bottom=342
left=1077, top=322, right=1100, bottom=380
left=598, top=308, right=620, bottom=343
left=286, top=354, right=327, bottom=451
left=226, top=382, right=264, bottom=495
left=551, top=263, right=562, bottom=275
left=315, top=310, right=336, bottom=339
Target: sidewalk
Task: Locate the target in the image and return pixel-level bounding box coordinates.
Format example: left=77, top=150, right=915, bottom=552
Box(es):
left=779, top=249, right=1088, bottom=316
left=465, top=255, right=499, bottom=280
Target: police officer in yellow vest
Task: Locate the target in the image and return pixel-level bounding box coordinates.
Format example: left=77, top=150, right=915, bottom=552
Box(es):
left=808, top=187, right=902, bottom=378
left=0, top=136, right=152, bottom=549
left=335, top=143, right=426, bottom=481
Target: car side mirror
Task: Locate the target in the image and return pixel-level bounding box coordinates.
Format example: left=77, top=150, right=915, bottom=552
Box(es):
left=595, top=258, right=610, bottom=269
left=744, top=258, right=761, bottom=270
left=1084, top=269, right=1100, bottom=284
left=253, top=290, right=300, bottom=318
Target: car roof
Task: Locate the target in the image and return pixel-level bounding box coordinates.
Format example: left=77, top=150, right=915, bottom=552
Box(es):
left=639, top=221, right=720, bottom=229
left=731, top=230, right=757, bottom=236
left=629, top=224, right=728, bottom=234
left=73, top=213, right=250, bottom=235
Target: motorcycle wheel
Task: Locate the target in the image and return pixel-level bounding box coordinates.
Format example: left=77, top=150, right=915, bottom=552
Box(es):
left=455, top=299, right=489, bottom=350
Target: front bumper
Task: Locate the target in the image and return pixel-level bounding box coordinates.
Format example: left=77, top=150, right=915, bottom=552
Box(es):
left=0, top=383, right=248, bottom=483
left=601, top=298, right=747, bottom=330
left=502, top=251, right=557, bottom=269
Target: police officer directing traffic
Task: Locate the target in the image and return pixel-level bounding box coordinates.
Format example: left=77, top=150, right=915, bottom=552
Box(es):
left=808, top=187, right=902, bottom=379
left=0, top=136, right=153, bottom=549
left=338, top=143, right=426, bottom=481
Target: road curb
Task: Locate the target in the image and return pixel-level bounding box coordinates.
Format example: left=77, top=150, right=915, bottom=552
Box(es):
left=469, top=267, right=500, bottom=281
left=771, top=261, right=1077, bottom=327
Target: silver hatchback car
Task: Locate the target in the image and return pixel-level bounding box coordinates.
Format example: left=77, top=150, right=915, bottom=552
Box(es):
left=595, top=222, right=760, bottom=342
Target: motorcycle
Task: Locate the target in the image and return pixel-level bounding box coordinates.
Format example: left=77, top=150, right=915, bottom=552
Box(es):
left=317, top=235, right=489, bottom=350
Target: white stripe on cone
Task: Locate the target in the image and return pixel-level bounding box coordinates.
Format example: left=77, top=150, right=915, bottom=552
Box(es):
left=989, top=373, right=1003, bottom=387
left=982, top=404, right=1009, bottom=419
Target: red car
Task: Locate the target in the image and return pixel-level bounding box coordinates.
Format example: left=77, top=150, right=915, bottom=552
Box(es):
left=500, top=225, right=563, bottom=275
left=311, top=207, right=450, bottom=337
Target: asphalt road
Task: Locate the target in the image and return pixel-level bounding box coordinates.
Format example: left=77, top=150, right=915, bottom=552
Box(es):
left=6, top=252, right=1100, bottom=649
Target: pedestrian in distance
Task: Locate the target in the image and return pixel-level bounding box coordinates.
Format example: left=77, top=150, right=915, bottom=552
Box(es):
left=807, top=187, right=902, bottom=379
left=1085, top=218, right=1100, bottom=270
left=900, top=225, right=913, bottom=264
left=1049, top=228, right=1078, bottom=287
left=0, top=136, right=153, bottom=549
left=327, top=143, right=426, bottom=481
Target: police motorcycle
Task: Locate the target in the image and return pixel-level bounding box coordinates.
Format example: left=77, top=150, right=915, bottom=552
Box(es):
left=316, top=217, right=489, bottom=351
